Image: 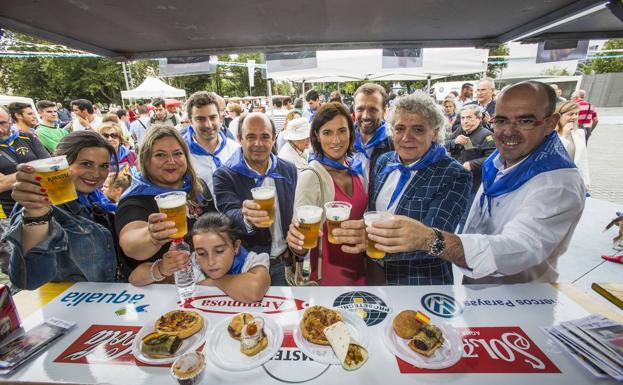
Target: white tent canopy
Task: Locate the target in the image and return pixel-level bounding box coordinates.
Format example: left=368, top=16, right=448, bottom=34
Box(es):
left=121, top=76, right=186, bottom=99
left=267, top=48, right=489, bottom=83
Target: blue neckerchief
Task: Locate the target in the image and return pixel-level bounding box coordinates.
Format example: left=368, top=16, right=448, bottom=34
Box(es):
left=114, top=145, right=129, bottom=170
left=225, top=148, right=287, bottom=187
left=120, top=170, right=193, bottom=200
left=227, top=246, right=249, bottom=275
left=379, top=144, right=447, bottom=209
left=307, top=108, right=316, bottom=123
left=308, top=153, right=363, bottom=176
left=77, top=189, right=116, bottom=214
left=185, top=126, right=227, bottom=167
left=354, top=121, right=388, bottom=159
left=0, top=129, right=20, bottom=153
left=480, top=131, right=575, bottom=215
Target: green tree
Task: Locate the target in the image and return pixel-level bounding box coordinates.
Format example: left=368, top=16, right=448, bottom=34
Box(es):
left=487, top=44, right=510, bottom=78
left=581, top=39, right=623, bottom=74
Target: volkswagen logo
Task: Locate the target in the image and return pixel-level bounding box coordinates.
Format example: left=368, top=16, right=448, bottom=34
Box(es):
left=421, top=293, right=462, bottom=318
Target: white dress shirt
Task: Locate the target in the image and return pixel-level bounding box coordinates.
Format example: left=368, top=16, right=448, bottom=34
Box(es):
left=375, top=159, right=419, bottom=214
left=458, top=154, right=586, bottom=284
left=190, top=136, right=240, bottom=197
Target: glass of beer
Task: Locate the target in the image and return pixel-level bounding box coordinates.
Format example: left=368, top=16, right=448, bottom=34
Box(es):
left=324, top=201, right=352, bottom=244
left=29, top=156, right=77, bottom=205
left=363, top=211, right=391, bottom=259
left=154, top=191, right=188, bottom=239
left=251, top=186, right=275, bottom=227
left=296, top=205, right=323, bottom=249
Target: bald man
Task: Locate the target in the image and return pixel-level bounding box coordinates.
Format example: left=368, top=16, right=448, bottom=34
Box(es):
left=213, top=112, right=298, bottom=285
left=362, top=81, right=585, bottom=284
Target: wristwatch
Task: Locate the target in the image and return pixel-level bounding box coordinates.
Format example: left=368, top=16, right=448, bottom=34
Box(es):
left=428, top=227, right=446, bottom=256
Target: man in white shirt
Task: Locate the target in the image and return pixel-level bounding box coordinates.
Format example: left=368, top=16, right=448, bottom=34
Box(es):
left=183, top=91, right=240, bottom=197
left=364, top=81, right=585, bottom=284
left=69, top=99, right=102, bottom=131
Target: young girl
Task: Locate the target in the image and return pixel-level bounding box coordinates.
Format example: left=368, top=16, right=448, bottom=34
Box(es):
left=191, top=212, right=270, bottom=303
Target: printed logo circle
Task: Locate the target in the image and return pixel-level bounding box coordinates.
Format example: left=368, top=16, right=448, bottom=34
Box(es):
left=421, top=292, right=462, bottom=318
left=333, top=291, right=391, bottom=326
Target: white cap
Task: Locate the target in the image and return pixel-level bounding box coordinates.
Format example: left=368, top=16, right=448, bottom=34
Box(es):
left=283, top=117, right=311, bottom=141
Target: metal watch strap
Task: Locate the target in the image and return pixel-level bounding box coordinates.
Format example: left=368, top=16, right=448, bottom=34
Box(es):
left=22, top=208, right=53, bottom=226
left=428, top=227, right=446, bottom=256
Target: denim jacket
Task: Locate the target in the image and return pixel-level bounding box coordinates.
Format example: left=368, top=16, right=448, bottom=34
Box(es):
left=4, top=201, right=117, bottom=290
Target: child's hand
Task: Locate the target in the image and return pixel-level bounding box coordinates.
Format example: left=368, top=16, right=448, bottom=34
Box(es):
left=160, top=250, right=190, bottom=276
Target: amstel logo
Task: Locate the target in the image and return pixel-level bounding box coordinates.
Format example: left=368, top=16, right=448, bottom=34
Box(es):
left=183, top=294, right=309, bottom=314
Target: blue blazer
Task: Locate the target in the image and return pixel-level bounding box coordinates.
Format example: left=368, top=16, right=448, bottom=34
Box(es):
left=370, top=151, right=472, bottom=263
left=213, top=157, right=297, bottom=255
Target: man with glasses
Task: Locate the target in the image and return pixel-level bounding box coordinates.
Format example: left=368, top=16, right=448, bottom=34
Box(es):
left=35, top=100, right=68, bottom=153
left=363, top=81, right=585, bottom=284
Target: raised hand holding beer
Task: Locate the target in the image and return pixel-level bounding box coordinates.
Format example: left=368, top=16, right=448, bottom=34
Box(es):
left=146, top=213, right=178, bottom=246
left=241, top=200, right=271, bottom=228
left=245, top=186, right=275, bottom=228
left=11, top=163, right=52, bottom=217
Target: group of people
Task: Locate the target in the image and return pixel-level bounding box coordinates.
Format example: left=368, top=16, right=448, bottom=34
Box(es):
left=0, top=79, right=595, bottom=304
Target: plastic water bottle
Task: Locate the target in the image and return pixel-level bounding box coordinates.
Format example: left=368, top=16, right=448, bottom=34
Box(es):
left=170, top=238, right=195, bottom=300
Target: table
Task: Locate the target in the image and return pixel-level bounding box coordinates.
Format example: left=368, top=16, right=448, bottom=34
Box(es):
left=591, top=282, right=623, bottom=310
left=5, top=282, right=623, bottom=385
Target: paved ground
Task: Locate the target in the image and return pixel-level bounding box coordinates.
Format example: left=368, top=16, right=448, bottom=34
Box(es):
left=587, top=107, right=623, bottom=206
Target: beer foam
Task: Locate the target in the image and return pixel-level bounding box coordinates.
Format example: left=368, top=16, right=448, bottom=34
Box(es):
left=251, top=186, right=275, bottom=200
left=154, top=192, right=187, bottom=209
left=325, top=206, right=350, bottom=221
left=363, top=212, right=389, bottom=226
left=296, top=205, right=323, bottom=223
left=29, top=155, right=69, bottom=172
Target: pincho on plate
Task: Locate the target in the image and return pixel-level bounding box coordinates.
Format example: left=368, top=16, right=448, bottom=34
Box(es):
left=205, top=312, right=283, bottom=371
left=383, top=309, right=462, bottom=369
left=132, top=309, right=209, bottom=365
left=294, top=305, right=369, bottom=368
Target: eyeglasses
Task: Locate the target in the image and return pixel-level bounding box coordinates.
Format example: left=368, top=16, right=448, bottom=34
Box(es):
left=491, top=116, right=551, bottom=131
left=101, top=133, right=119, bottom=139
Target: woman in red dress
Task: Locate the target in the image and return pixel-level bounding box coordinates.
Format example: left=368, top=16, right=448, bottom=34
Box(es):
left=286, top=102, right=367, bottom=285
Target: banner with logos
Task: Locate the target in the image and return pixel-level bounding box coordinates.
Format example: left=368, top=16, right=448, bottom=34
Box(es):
left=5, top=283, right=610, bottom=385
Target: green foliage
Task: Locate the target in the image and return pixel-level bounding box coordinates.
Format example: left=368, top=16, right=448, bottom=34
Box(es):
left=581, top=39, right=623, bottom=74
left=542, top=67, right=571, bottom=76
left=487, top=44, right=510, bottom=78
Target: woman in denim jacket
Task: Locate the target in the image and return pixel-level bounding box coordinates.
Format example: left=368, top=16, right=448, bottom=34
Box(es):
left=5, top=131, right=120, bottom=290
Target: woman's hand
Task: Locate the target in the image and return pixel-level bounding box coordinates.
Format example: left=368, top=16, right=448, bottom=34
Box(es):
left=146, top=213, right=177, bottom=246
left=160, top=250, right=190, bottom=277
left=562, top=122, right=574, bottom=137
left=11, top=164, right=51, bottom=217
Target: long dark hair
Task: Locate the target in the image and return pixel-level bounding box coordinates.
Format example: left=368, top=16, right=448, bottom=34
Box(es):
left=191, top=212, right=241, bottom=246
left=309, top=102, right=355, bottom=157
left=55, top=131, right=118, bottom=173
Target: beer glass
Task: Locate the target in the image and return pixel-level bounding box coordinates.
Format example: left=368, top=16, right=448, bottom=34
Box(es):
left=251, top=186, right=276, bottom=226
left=363, top=211, right=390, bottom=259
left=296, top=205, right=323, bottom=249
left=324, top=201, right=352, bottom=244
left=154, top=191, right=188, bottom=239
left=29, top=156, right=77, bottom=205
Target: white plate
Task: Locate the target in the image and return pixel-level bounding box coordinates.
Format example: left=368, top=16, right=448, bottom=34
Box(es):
left=383, top=315, right=462, bottom=369
left=293, top=308, right=369, bottom=365
left=205, top=314, right=283, bottom=371
left=131, top=310, right=209, bottom=365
